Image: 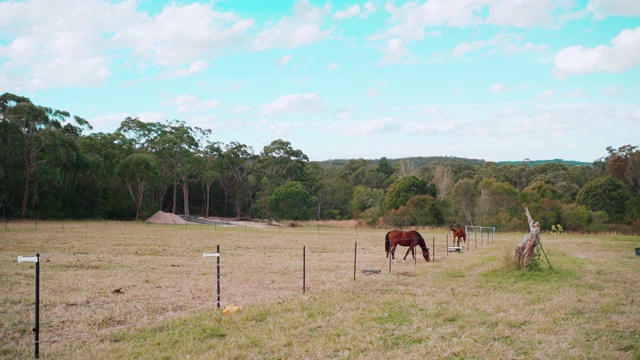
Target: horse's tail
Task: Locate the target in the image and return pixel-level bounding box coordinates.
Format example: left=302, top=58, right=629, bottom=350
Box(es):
left=385, top=232, right=391, bottom=253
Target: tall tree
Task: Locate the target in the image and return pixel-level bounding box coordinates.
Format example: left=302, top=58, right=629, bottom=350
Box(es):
left=451, top=178, right=478, bottom=225
left=432, top=165, right=453, bottom=201
left=576, top=176, right=630, bottom=222
left=605, top=144, right=640, bottom=196
left=0, top=93, right=79, bottom=218
left=259, top=139, right=309, bottom=185
left=115, top=153, right=159, bottom=220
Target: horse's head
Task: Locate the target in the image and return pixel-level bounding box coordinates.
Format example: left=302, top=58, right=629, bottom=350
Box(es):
left=422, top=247, right=430, bottom=262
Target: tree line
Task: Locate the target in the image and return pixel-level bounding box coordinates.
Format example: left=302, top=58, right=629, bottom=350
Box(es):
left=1, top=93, right=639, bottom=233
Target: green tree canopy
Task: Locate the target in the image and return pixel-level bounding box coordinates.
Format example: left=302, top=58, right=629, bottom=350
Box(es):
left=267, top=181, right=316, bottom=221
left=576, top=176, right=630, bottom=222
left=384, top=175, right=430, bottom=212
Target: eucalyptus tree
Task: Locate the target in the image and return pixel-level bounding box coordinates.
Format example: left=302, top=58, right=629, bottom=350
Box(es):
left=0, top=93, right=86, bottom=218
left=80, top=132, right=135, bottom=218
left=308, top=162, right=352, bottom=220
left=259, top=139, right=309, bottom=185
left=209, top=142, right=256, bottom=217
left=432, top=165, right=453, bottom=201
left=117, top=118, right=209, bottom=215
left=199, top=157, right=220, bottom=218
left=605, top=144, right=640, bottom=196
left=115, top=153, right=159, bottom=220
left=451, top=178, right=478, bottom=225
left=155, top=120, right=206, bottom=216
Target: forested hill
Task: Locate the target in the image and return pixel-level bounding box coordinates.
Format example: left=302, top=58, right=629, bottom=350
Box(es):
left=497, top=159, right=592, bottom=167
left=315, top=156, right=592, bottom=171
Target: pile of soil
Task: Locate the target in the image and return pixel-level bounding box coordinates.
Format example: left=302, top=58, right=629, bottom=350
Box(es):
left=146, top=211, right=188, bottom=224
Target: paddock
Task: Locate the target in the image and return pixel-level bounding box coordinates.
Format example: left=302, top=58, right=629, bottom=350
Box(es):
left=2, top=220, right=639, bottom=359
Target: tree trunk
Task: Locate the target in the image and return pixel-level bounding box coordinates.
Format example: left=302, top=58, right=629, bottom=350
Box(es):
left=205, top=185, right=211, bottom=217
left=514, top=207, right=541, bottom=267
left=172, top=181, right=177, bottom=214
left=183, top=181, right=190, bottom=216
left=21, top=147, right=32, bottom=218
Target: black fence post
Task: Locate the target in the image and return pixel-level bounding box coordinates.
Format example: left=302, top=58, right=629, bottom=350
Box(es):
left=34, top=254, right=39, bottom=358
left=216, top=245, right=221, bottom=308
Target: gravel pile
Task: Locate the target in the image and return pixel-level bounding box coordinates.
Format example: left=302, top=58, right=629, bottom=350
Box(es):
left=145, top=211, right=188, bottom=224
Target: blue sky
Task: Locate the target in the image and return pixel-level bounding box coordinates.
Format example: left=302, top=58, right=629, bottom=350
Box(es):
left=1, top=0, right=639, bottom=162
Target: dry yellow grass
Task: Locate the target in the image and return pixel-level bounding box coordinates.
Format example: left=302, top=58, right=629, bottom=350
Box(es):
left=1, top=220, right=639, bottom=359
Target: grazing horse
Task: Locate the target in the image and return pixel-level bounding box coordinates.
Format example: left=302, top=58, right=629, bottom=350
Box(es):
left=450, top=225, right=467, bottom=247
left=385, top=230, right=430, bottom=263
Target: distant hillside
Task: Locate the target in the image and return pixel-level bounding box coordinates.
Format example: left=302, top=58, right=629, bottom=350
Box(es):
left=314, top=156, right=591, bottom=171
left=497, top=159, right=591, bottom=167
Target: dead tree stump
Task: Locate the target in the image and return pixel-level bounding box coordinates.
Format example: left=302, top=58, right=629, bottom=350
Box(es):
left=514, top=207, right=540, bottom=267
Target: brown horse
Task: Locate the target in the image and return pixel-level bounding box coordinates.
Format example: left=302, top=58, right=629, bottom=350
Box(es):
left=385, top=230, right=430, bottom=263
left=450, top=225, right=466, bottom=247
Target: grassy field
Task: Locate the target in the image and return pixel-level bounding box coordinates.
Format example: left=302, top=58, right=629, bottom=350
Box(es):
left=1, top=220, right=639, bottom=359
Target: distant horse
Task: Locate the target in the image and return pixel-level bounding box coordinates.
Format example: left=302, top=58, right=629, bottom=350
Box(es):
left=385, top=230, right=430, bottom=263
left=450, top=225, right=466, bottom=247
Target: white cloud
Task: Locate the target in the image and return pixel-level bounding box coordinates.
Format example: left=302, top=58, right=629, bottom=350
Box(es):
left=276, top=54, right=292, bottom=68
left=0, top=0, right=253, bottom=89
left=535, top=89, right=555, bottom=101
left=0, top=0, right=133, bottom=89
left=553, top=27, right=640, bottom=78
left=252, top=0, right=331, bottom=51
left=115, top=3, right=254, bottom=66
left=163, top=94, right=221, bottom=113
left=453, top=33, right=548, bottom=57
left=230, top=106, right=251, bottom=114
left=349, top=119, right=391, bottom=135
left=364, top=1, right=376, bottom=15
left=602, top=85, right=624, bottom=96
left=89, top=111, right=166, bottom=132
left=336, top=105, right=354, bottom=119
left=258, top=119, right=295, bottom=137
left=164, top=60, right=208, bottom=78
left=89, top=112, right=131, bottom=132
left=379, top=0, right=568, bottom=43
left=378, top=38, right=410, bottom=65
left=365, top=88, right=379, bottom=98
left=587, top=0, right=640, bottom=19
left=334, top=5, right=360, bottom=19
left=485, top=0, right=561, bottom=28
left=327, top=62, right=339, bottom=70
left=260, top=93, right=327, bottom=116
left=563, top=90, right=585, bottom=98
left=137, top=112, right=167, bottom=124
left=489, top=83, right=510, bottom=94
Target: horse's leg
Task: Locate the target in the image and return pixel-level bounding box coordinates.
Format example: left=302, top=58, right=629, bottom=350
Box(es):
left=391, top=244, right=397, bottom=261
left=403, top=246, right=413, bottom=261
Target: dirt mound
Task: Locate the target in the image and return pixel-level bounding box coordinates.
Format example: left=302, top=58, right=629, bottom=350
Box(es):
left=146, top=211, right=188, bottom=224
